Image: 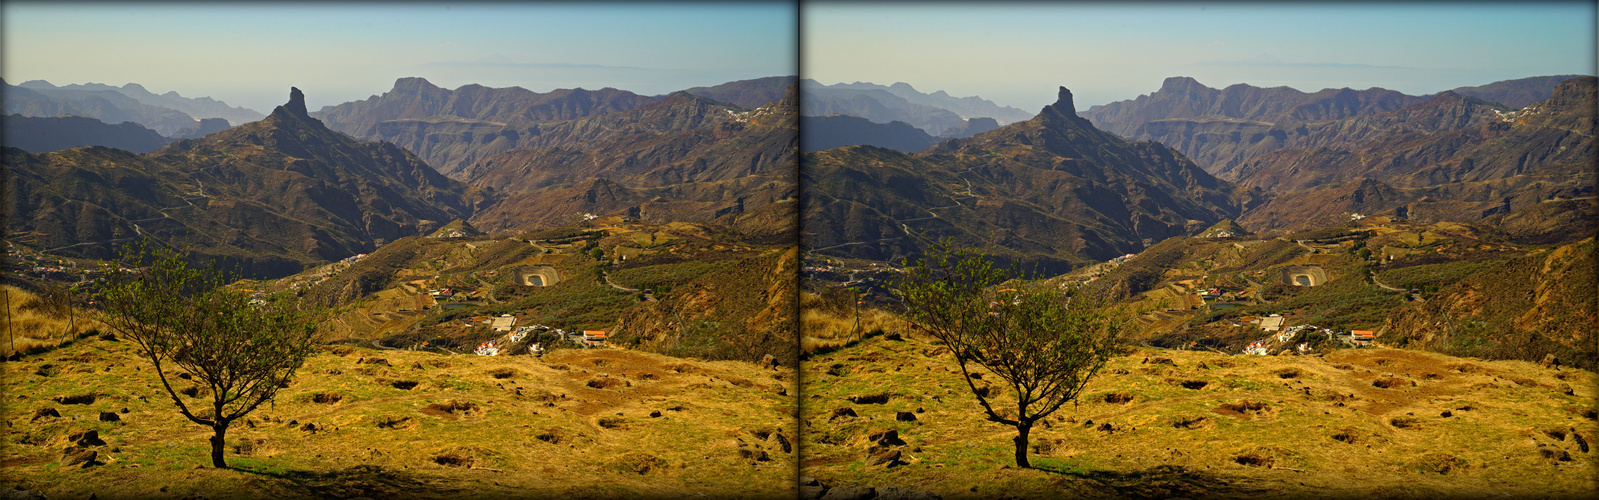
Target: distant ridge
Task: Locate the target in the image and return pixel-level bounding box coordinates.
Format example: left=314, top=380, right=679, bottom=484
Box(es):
left=680, top=76, right=796, bottom=109
left=20, top=80, right=265, bottom=125
left=1, top=114, right=171, bottom=153
left=3, top=78, right=200, bottom=136
left=1444, top=74, right=1590, bottom=109
left=813, top=80, right=1033, bottom=124
left=311, top=77, right=658, bottom=142
left=800, top=114, right=937, bottom=153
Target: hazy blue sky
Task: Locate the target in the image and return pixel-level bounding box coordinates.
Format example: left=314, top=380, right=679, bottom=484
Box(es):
left=3, top=2, right=797, bottom=114
left=805, top=2, right=1598, bottom=112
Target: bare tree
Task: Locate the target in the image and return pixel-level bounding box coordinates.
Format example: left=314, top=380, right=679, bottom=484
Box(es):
left=896, top=243, right=1120, bottom=468
left=97, top=242, right=317, bottom=468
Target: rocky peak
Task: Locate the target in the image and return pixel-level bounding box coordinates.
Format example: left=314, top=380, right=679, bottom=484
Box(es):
left=1053, top=86, right=1077, bottom=115
left=392, top=77, right=441, bottom=93
left=286, top=87, right=309, bottom=117
left=1160, top=76, right=1206, bottom=93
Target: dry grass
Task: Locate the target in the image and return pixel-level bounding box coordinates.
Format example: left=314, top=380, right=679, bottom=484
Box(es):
left=2, top=285, right=106, bottom=357
left=800, top=293, right=906, bottom=353
left=800, top=323, right=1598, bottom=498
left=2, top=335, right=798, bottom=498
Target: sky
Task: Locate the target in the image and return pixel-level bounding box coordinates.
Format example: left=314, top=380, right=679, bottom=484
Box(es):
left=804, top=2, right=1598, bottom=111
left=2, top=2, right=797, bottom=114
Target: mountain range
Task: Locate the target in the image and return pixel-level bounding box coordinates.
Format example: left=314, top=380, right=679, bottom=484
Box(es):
left=802, top=86, right=1262, bottom=273
left=1079, top=76, right=1596, bottom=237
left=1080, top=75, right=1586, bottom=176
left=460, top=86, right=798, bottom=238
left=805, top=80, right=1033, bottom=124
left=799, top=115, right=937, bottom=153
left=2, top=114, right=172, bottom=154
left=311, top=76, right=795, bottom=175
left=18, top=80, right=265, bottom=125
left=5, top=88, right=484, bottom=277
left=4, top=79, right=260, bottom=138
left=799, top=80, right=1019, bottom=138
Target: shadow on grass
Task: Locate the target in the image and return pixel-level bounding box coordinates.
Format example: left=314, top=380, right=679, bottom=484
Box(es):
left=237, top=464, right=464, bottom=498
left=1030, top=464, right=1260, bottom=499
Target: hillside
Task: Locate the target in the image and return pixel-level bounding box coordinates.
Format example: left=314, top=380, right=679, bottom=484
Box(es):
left=1080, top=76, right=1425, bottom=146
left=799, top=328, right=1595, bottom=498
left=803, top=86, right=1262, bottom=273
left=461, top=87, right=798, bottom=234
left=257, top=216, right=797, bottom=365
left=2, top=114, right=172, bottom=153
left=681, top=76, right=797, bottom=109
left=800, top=115, right=937, bottom=153
left=2, top=333, right=795, bottom=498
left=1230, top=77, right=1596, bottom=235
left=5, top=88, right=485, bottom=277
left=170, top=118, right=233, bottom=139
left=311, top=77, right=658, bottom=152
left=1447, top=74, right=1592, bottom=109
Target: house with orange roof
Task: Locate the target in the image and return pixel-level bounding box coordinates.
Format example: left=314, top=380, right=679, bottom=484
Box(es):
left=1350, top=330, right=1376, bottom=347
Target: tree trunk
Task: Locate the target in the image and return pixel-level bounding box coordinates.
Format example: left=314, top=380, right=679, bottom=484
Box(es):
left=210, top=423, right=228, bottom=468
left=1013, top=422, right=1032, bottom=468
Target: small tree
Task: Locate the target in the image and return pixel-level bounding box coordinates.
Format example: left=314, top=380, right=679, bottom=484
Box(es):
left=97, top=243, right=318, bottom=468
left=896, top=244, right=1120, bottom=468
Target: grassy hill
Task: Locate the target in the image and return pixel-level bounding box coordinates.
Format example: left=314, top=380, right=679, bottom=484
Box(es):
left=3, top=332, right=796, bottom=498
left=799, top=326, right=1596, bottom=498
left=245, top=216, right=797, bottom=366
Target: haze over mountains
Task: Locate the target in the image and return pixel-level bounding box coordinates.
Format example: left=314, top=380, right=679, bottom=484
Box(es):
left=18, top=80, right=265, bottom=125
left=3, top=79, right=262, bottom=137
left=799, top=79, right=1021, bottom=145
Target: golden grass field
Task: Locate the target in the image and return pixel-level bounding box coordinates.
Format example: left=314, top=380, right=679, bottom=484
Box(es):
left=2, top=333, right=797, bottom=498
left=801, top=314, right=1597, bottom=499
left=799, top=291, right=905, bottom=354
left=2, top=285, right=103, bottom=358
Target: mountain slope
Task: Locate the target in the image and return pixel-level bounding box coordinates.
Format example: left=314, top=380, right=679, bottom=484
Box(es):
left=1081, top=76, right=1425, bottom=140
left=1446, top=74, right=1591, bottom=109
left=5, top=88, right=485, bottom=277
left=1233, top=77, right=1596, bottom=235
left=803, top=86, right=1262, bottom=271
left=462, top=88, right=798, bottom=234
left=311, top=77, right=658, bottom=144
left=800, top=115, right=937, bottom=153
left=680, top=75, right=797, bottom=109
left=1, top=114, right=171, bottom=153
